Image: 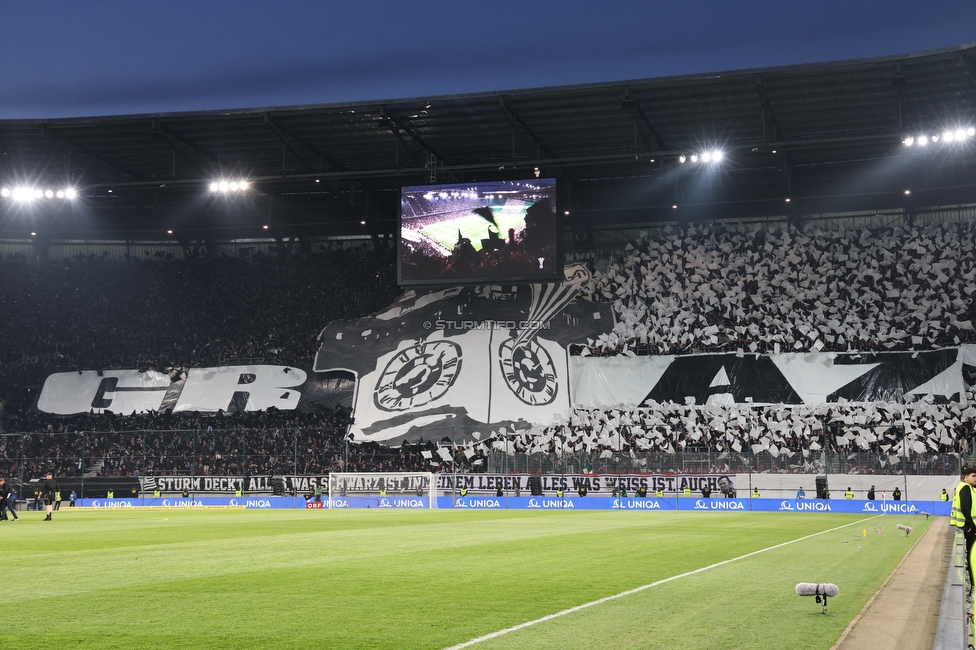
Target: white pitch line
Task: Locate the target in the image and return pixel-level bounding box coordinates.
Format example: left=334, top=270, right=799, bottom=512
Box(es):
left=442, top=515, right=882, bottom=650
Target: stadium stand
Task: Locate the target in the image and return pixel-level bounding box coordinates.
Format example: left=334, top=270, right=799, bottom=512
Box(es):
left=577, top=221, right=976, bottom=356
left=2, top=220, right=976, bottom=479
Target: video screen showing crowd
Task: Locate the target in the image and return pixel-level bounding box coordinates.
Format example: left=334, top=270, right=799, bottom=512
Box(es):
left=398, top=179, right=559, bottom=285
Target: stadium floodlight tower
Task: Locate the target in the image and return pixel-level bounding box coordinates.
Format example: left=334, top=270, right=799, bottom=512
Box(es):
left=328, top=472, right=438, bottom=508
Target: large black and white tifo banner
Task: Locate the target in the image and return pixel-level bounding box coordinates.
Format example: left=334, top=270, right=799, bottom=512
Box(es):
left=32, top=255, right=975, bottom=446
left=313, top=263, right=615, bottom=445
left=137, top=473, right=736, bottom=495
left=36, top=365, right=310, bottom=415
left=571, top=345, right=974, bottom=407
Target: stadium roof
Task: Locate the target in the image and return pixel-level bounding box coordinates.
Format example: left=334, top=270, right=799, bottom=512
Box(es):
left=2, top=42, right=976, bottom=243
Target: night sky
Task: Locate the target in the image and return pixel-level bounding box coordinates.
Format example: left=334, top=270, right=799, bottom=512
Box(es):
left=2, top=1, right=974, bottom=119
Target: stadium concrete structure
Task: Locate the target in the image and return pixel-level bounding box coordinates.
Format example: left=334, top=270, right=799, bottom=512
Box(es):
left=0, top=41, right=975, bottom=251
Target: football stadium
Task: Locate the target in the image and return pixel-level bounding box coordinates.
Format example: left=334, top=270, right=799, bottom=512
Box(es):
left=3, top=13, right=976, bottom=649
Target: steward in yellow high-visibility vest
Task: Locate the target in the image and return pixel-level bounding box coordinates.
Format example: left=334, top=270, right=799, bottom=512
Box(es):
left=655, top=488, right=664, bottom=498
left=235, top=488, right=243, bottom=497
left=107, top=490, right=114, bottom=499
left=941, top=489, right=950, bottom=501
left=950, top=464, right=976, bottom=588
left=459, top=487, right=468, bottom=497
left=153, top=489, right=161, bottom=498
left=845, top=488, right=854, bottom=500
left=556, top=488, right=564, bottom=498
left=752, top=488, right=760, bottom=498
left=682, top=486, right=691, bottom=497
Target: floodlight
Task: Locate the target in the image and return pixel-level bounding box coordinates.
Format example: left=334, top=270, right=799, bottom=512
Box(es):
left=238, top=180, right=248, bottom=190
left=262, top=224, right=269, bottom=230
left=678, top=154, right=687, bottom=164
left=918, top=135, right=928, bottom=145
left=904, top=189, right=911, bottom=195
left=56, top=190, right=64, bottom=198
left=33, top=189, right=43, bottom=199
left=690, top=154, right=699, bottom=163
left=672, top=204, right=678, bottom=209
left=702, top=152, right=712, bottom=162
left=968, top=127, right=975, bottom=137
left=12, top=188, right=28, bottom=201
left=167, top=230, right=173, bottom=235
left=712, top=150, right=723, bottom=161
left=903, top=136, right=914, bottom=146
left=0, top=188, right=8, bottom=197
left=942, top=131, right=954, bottom=143
left=956, top=129, right=968, bottom=140
left=30, top=231, right=36, bottom=236
left=229, top=181, right=239, bottom=191
left=932, top=134, right=940, bottom=143
left=209, top=182, right=219, bottom=192
left=65, top=188, right=77, bottom=199
left=45, top=189, right=54, bottom=198
left=218, top=181, right=229, bottom=192
left=785, top=197, right=791, bottom=203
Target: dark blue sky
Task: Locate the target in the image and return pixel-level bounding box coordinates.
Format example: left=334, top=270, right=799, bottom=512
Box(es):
left=2, top=0, right=974, bottom=119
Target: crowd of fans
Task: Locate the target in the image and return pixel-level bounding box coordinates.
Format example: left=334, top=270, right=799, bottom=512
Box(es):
left=577, top=221, right=976, bottom=355
left=3, top=219, right=976, bottom=478
left=457, top=394, right=974, bottom=474
left=0, top=247, right=399, bottom=416
left=0, top=407, right=464, bottom=479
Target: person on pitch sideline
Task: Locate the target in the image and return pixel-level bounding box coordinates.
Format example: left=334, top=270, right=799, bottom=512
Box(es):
left=41, top=472, right=58, bottom=521
left=950, top=464, right=976, bottom=590
left=941, top=488, right=950, bottom=502
left=845, top=487, right=854, bottom=500
left=0, top=478, right=18, bottom=521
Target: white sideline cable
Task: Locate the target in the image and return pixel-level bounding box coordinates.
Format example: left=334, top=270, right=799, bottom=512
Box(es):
left=442, top=515, right=882, bottom=649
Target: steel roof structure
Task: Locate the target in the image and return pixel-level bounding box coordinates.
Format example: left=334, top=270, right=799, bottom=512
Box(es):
left=1, top=42, right=975, bottom=246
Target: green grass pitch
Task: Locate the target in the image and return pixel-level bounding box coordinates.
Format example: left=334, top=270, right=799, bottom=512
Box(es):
left=1, top=509, right=930, bottom=649
left=420, top=205, right=528, bottom=253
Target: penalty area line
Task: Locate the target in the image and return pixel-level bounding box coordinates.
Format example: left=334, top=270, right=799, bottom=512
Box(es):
left=442, top=514, right=882, bottom=650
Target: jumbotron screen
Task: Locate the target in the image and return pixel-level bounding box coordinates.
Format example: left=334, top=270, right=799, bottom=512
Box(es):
left=398, top=178, right=560, bottom=285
